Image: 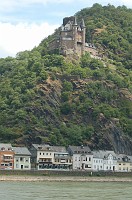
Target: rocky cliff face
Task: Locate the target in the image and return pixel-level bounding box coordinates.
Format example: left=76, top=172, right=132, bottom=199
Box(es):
left=108, top=126, right=132, bottom=155
left=24, top=75, right=132, bottom=155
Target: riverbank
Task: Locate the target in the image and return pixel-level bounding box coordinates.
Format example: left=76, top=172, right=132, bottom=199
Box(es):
left=0, top=175, right=132, bottom=182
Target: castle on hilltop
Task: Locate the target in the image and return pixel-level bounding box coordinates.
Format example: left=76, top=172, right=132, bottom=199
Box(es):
left=48, top=16, right=98, bottom=57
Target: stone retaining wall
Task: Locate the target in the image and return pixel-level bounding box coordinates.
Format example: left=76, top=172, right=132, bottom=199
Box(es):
left=0, top=170, right=132, bottom=177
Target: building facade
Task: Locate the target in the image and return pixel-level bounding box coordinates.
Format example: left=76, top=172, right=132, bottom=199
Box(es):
left=92, top=151, right=104, bottom=171
left=92, top=150, right=117, bottom=171
left=117, top=154, right=132, bottom=172
left=68, top=145, right=93, bottom=170
left=0, top=143, right=14, bottom=170
left=30, top=144, right=72, bottom=170
left=48, top=16, right=98, bottom=57
left=13, top=147, right=31, bottom=170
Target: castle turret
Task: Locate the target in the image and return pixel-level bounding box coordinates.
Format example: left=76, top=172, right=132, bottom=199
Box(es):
left=80, top=19, right=86, bottom=55
left=74, top=16, right=78, bottom=26
left=73, top=16, right=78, bottom=54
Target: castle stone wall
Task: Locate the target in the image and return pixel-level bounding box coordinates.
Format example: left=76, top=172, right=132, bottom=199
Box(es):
left=48, top=16, right=98, bottom=57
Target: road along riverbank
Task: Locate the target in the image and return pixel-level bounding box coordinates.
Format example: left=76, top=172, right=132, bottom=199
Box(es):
left=0, top=175, right=132, bottom=182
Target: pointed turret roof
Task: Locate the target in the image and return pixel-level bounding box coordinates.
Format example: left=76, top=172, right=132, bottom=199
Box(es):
left=74, top=16, right=78, bottom=26
left=80, top=18, right=86, bottom=29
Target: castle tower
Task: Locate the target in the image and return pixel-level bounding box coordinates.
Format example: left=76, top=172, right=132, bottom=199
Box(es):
left=72, top=16, right=78, bottom=54
left=48, top=16, right=90, bottom=57
left=80, top=19, right=86, bottom=55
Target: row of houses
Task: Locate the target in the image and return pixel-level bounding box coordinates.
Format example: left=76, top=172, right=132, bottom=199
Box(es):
left=0, top=143, right=132, bottom=172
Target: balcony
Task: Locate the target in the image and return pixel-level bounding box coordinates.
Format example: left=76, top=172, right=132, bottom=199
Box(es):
left=3, top=156, right=13, bottom=161
left=38, top=159, right=52, bottom=164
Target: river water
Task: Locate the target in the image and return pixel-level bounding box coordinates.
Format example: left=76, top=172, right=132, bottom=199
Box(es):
left=0, top=181, right=131, bottom=200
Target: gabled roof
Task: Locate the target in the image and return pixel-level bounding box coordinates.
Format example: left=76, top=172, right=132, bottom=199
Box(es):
left=68, top=145, right=91, bottom=155
left=32, top=144, right=67, bottom=153
left=93, top=150, right=117, bottom=159
left=51, top=146, right=67, bottom=153
left=13, top=147, right=31, bottom=156
left=63, top=16, right=76, bottom=26
left=116, top=154, right=132, bottom=163
left=32, top=144, right=51, bottom=151
left=0, top=143, right=12, bottom=151
left=92, top=151, right=104, bottom=159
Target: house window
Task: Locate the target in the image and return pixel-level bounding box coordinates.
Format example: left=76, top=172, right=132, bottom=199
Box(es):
left=43, top=153, right=45, bottom=155
left=9, top=163, right=12, bottom=166
left=24, top=165, right=29, bottom=168
left=89, top=157, right=91, bottom=161
left=20, top=157, right=23, bottom=161
left=46, top=153, right=48, bottom=155
left=86, top=157, right=87, bottom=161
left=16, top=164, right=19, bottom=168
left=25, top=158, right=29, bottom=162
left=16, top=158, right=19, bottom=162
left=40, top=153, right=41, bottom=155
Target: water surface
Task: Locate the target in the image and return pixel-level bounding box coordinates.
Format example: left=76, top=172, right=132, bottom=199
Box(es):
left=0, top=181, right=131, bottom=199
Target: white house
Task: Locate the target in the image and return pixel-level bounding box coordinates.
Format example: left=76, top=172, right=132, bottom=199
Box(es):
left=13, top=147, right=31, bottom=170
left=92, top=150, right=117, bottom=171
left=103, top=151, right=117, bottom=171
left=92, top=151, right=104, bottom=171
left=68, top=145, right=93, bottom=170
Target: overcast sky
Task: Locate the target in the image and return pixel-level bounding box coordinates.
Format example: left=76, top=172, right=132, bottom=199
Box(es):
left=0, top=0, right=131, bottom=58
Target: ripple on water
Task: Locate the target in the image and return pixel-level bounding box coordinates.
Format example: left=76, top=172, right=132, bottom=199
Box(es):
left=0, top=181, right=132, bottom=200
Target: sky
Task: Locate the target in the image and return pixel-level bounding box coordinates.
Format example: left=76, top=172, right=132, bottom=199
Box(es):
left=0, top=0, right=131, bottom=58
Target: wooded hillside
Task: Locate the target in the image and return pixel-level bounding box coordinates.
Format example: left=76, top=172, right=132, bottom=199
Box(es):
left=0, top=4, right=132, bottom=154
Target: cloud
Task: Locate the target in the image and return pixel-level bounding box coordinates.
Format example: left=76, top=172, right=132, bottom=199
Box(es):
left=0, top=0, right=131, bottom=11
left=121, top=0, right=132, bottom=7
left=0, top=22, right=59, bottom=58
left=0, top=0, right=73, bottom=11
